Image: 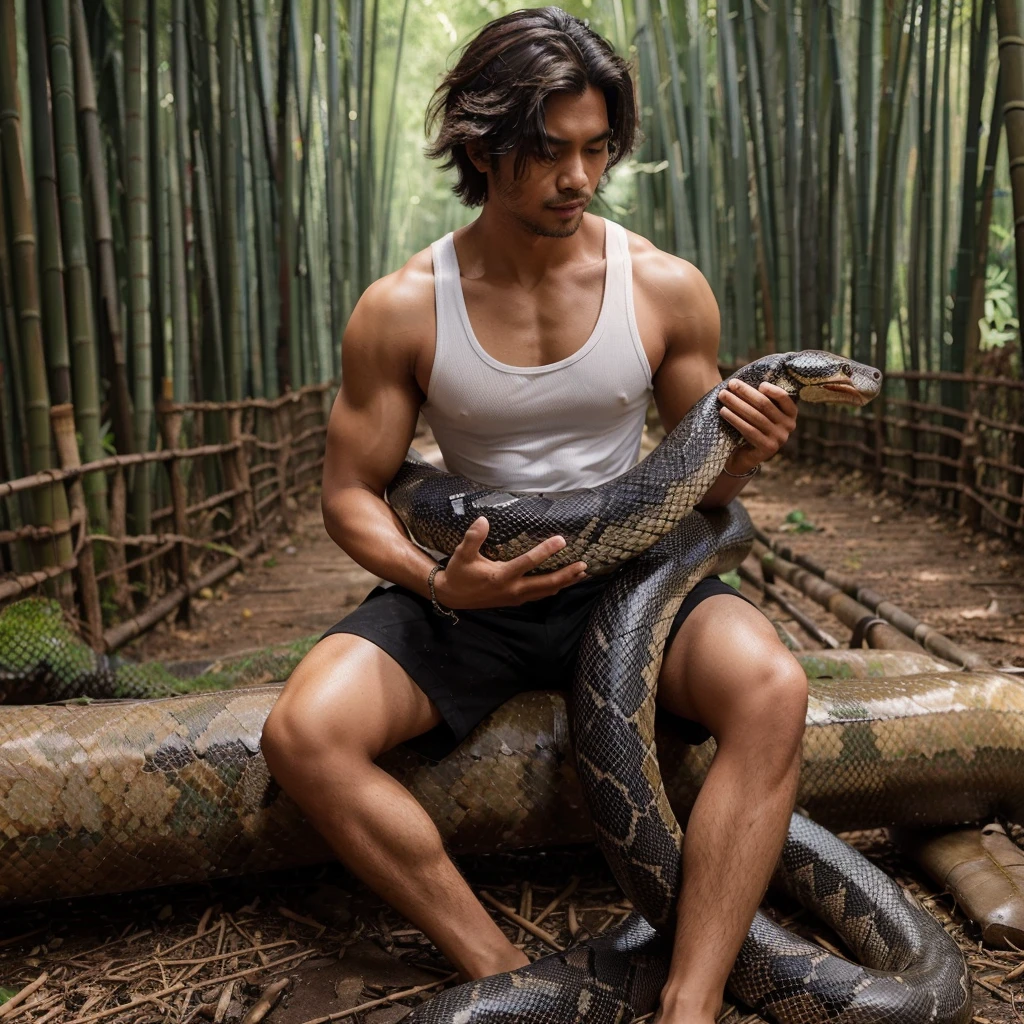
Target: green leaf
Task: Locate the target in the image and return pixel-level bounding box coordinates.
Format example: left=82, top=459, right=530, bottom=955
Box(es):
left=719, top=570, right=742, bottom=591
left=785, top=509, right=807, bottom=523
left=0, top=988, right=18, bottom=1004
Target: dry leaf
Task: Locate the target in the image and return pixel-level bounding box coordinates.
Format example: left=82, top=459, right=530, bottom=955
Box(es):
left=960, top=599, right=1000, bottom=620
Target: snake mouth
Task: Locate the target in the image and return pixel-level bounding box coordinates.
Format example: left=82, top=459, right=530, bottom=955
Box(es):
left=824, top=381, right=868, bottom=402
left=797, top=381, right=874, bottom=405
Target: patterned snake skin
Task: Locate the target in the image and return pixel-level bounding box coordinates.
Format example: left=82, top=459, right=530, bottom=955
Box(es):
left=0, top=352, right=977, bottom=1023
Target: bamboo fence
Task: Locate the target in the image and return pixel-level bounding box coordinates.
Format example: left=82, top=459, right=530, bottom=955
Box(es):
left=794, top=369, right=1024, bottom=539
left=0, top=383, right=334, bottom=652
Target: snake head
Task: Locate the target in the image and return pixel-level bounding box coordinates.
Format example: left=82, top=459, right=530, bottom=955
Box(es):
left=779, top=351, right=883, bottom=406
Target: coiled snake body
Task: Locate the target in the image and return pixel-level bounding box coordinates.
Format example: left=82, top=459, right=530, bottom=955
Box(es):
left=0, top=351, right=980, bottom=1024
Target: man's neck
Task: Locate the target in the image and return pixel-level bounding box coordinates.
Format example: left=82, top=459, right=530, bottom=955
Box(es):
left=457, top=206, right=602, bottom=287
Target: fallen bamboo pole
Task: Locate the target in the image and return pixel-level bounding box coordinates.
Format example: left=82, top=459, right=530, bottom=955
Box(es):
left=751, top=539, right=928, bottom=654
left=737, top=564, right=838, bottom=649
left=102, top=535, right=263, bottom=650
left=753, top=527, right=989, bottom=669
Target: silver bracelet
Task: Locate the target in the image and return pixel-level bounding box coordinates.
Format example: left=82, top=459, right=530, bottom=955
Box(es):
left=722, top=461, right=761, bottom=479
left=427, top=564, right=459, bottom=624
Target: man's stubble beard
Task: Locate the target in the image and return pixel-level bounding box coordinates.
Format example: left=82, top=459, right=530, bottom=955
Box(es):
left=492, top=169, right=586, bottom=239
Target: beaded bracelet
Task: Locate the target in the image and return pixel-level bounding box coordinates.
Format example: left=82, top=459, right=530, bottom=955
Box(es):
left=427, top=564, right=459, bottom=624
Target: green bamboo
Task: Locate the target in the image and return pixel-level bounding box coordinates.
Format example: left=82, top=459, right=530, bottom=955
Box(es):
left=995, top=0, right=1024, bottom=358
left=26, top=0, right=71, bottom=407
left=147, top=0, right=164, bottom=395
left=826, top=0, right=859, bottom=356
left=276, top=0, right=299, bottom=391
left=0, top=0, right=73, bottom=580
left=948, top=0, right=995, bottom=401
left=376, top=0, right=412, bottom=280
left=965, top=79, right=1004, bottom=371
left=236, top=42, right=263, bottom=398
left=0, top=152, right=28, bottom=481
left=219, top=0, right=243, bottom=401
left=781, top=0, right=801, bottom=351
left=46, top=0, right=108, bottom=532
left=71, top=0, right=133, bottom=457
left=740, top=0, right=778, bottom=351
left=193, top=129, right=227, bottom=402
left=657, top=0, right=697, bottom=264
left=240, top=0, right=276, bottom=397
left=248, top=0, right=277, bottom=175
left=170, top=0, right=192, bottom=404
left=936, top=0, right=955, bottom=350
left=718, top=0, right=755, bottom=353
left=850, top=0, right=875, bottom=365
left=758, top=0, right=794, bottom=351
left=124, top=0, right=151, bottom=534
left=687, top=0, right=714, bottom=275
left=326, top=0, right=344, bottom=367
left=872, top=0, right=916, bottom=370
left=925, top=0, right=943, bottom=374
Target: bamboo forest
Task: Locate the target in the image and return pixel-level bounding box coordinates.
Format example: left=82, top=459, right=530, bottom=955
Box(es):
left=0, top=0, right=1022, bottom=635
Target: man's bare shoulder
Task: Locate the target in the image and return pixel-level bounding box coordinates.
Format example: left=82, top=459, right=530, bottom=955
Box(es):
left=620, top=227, right=719, bottom=363
left=349, top=245, right=435, bottom=351
left=621, top=228, right=714, bottom=310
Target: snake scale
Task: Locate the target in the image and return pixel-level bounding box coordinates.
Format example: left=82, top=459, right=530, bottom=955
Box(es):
left=0, top=350, right=992, bottom=1023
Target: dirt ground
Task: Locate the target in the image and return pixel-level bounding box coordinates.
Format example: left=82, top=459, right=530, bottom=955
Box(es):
left=3, top=454, right=1024, bottom=1022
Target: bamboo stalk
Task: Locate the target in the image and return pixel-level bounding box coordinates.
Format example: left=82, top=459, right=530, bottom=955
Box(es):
left=26, top=1, right=71, bottom=407
left=46, top=0, right=109, bottom=535
left=70, top=0, right=134, bottom=458
left=124, top=0, right=153, bottom=537
left=0, top=0, right=74, bottom=594
left=51, top=403, right=103, bottom=646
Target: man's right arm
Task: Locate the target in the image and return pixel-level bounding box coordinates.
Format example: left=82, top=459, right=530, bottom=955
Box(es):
left=322, top=278, right=590, bottom=608
left=320, top=278, right=441, bottom=600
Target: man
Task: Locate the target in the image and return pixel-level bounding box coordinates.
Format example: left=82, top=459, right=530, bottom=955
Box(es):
left=260, top=7, right=807, bottom=1022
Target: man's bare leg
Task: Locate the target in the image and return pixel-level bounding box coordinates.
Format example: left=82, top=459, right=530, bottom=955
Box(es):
left=653, top=596, right=807, bottom=1024
left=260, top=634, right=529, bottom=980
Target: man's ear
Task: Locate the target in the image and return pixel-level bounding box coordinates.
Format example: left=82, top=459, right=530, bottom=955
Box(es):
left=465, top=141, right=491, bottom=175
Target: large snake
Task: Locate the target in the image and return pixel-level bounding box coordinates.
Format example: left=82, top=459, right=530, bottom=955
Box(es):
left=0, top=351, right=981, bottom=1024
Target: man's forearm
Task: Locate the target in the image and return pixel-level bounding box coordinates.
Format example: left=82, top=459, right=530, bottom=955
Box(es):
left=695, top=467, right=755, bottom=510
left=323, top=486, right=439, bottom=600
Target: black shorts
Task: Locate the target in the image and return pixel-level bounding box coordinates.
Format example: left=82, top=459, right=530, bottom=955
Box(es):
left=319, top=567, right=757, bottom=762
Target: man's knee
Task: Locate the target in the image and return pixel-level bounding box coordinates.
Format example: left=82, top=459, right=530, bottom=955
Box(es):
left=261, top=638, right=383, bottom=774
left=260, top=633, right=441, bottom=775
left=734, top=648, right=807, bottom=744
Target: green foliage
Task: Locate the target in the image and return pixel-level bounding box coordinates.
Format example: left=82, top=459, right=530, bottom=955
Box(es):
left=718, top=569, right=741, bottom=590
left=781, top=509, right=816, bottom=533
left=980, top=264, right=1020, bottom=351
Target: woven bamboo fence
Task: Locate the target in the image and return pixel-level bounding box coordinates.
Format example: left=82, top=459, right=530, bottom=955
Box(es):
left=794, top=370, right=1024, bottom=540
left=0, top=383, right=335, bottom=652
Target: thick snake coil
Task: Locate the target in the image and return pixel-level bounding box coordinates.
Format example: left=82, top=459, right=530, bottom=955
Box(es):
left=0, top=351, right=979, bottom=1024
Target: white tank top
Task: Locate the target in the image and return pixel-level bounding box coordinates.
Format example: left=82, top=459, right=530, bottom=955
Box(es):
left=421, top=217, right=653, bottom=494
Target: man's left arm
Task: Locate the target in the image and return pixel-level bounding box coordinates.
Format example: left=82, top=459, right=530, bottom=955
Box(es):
left=650, top=258, right=799, bottom=510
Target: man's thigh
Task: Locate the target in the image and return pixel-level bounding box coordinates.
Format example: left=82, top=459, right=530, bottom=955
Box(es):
left=656, top=593, right=806, bottom=740
left=266, top=633, right=444, bottom=760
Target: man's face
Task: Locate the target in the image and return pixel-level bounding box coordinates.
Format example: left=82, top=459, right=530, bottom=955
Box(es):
left=476, top=85, right=612, bottom=238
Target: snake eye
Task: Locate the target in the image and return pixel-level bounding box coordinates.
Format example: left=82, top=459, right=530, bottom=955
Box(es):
left=841, top=363, right=852, bottom=377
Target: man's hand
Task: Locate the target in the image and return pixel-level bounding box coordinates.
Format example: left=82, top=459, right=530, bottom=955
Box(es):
left=718, top=379, right=798, bottom=474
left=434, top=517, right=589, bottom=610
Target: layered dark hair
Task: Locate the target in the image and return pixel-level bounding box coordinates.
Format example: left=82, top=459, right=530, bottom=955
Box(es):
left=423, top=7, right=641, bottom=207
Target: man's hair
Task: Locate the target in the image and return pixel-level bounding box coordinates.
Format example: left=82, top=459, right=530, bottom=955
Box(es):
left=424, top=6, right=640, bottom=207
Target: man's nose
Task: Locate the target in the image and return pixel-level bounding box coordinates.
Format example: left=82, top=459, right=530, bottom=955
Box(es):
left=557, top=152, right=589, bottom=192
